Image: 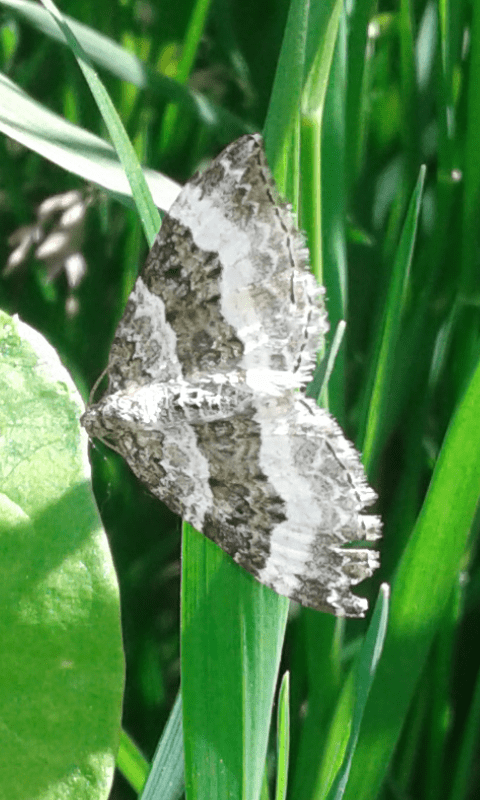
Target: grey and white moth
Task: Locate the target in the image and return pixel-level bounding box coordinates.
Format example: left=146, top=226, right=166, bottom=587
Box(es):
left=82, top=134, right=381, bottom=617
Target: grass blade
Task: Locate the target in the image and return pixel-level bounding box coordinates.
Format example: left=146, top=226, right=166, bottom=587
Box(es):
left=399, top=0, right=419, bottom=180
left=319, top=585, right=390, bottom=800
left=359, top=165, right=426, bottom=475
left=181, top=524, right=288, bottom=800
left=306, top=10, right=347, bottom=420
left=117, top=731, right=150, bottom=795
left=345, top=0, right=377, bottom=186
left=0, top=0, right=246, bottom=137
left=39, top=0, right=160, bottom=244
left=140, top=693, right=184, bottom=800
left=275, top=672, right=290, bottom=800
left=460, top=0, right=480, bottom=296
left=342, top=353, right=480, bottom=800
left=0, top=72, right=180, bottom=212
left=159, top=0, right=214, bottom=148
left=449, top=658, right=480, bottom=800
left=263, top=0, right=310, bottom=177
left=300, top=0, right=344, bottom=288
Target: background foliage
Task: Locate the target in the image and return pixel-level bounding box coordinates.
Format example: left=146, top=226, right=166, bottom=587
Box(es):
left=1, top=0, right=480, bottom=799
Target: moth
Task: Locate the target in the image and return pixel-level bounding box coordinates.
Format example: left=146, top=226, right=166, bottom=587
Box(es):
left=82, top=134, right=381, bottom=616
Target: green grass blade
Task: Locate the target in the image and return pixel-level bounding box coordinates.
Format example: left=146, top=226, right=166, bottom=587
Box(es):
left=315, top=320, right=347, bottom=408
left=423, top=586, right=462, bottom=800
left=263, top=0, right=310, bottom=177
left=0, top=72, right=180, bottom=212
left=287, top=24, right=351, bottom=797
left=39, top=0, right=160, bottom=245
left=117, top=731, right=150, bottom=795
left=308, top=12, right=348, bottom=420
left=345, top=0, right=377, bottom=186
left=176, top=0, right=213, bottom=84
left=1, top=0, right=163, bottom=90
left=437, top=0, right=463, bottom=170
left=399, top=0, right=419, bottom=180
left=140, top=693, right=184, bottom=800
left=0, top=0, right=246, bottom=136
left=288, top=613, right=343, bottom=800
left=159, top=0, right=213, bottom=147
left=275, top=672, right=290, bottom=800
left=359, top=165, right=426, bottom=475
left=319, top=585, right=390, bottom=800
left=302, top=0, right=344, bottom=125
left=460, top=0, right=480, bottom=296
left=449, top=658, right=480, bottom=800
left=260, top=771, right=270, bottom=800
left=300, top=0, right=343, bottom=289
left=342, top=354, right=480, bottom=800
left=394, top=671, right=430, bottom=793
left=181, top=524, right=289, bottom=800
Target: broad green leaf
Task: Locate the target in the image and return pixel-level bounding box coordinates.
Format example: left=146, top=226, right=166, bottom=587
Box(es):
left=0, top=311, right=124, bottom=800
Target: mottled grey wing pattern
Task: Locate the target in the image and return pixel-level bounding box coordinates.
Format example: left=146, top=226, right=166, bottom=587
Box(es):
left=82, top=133, right=381, bottom=617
